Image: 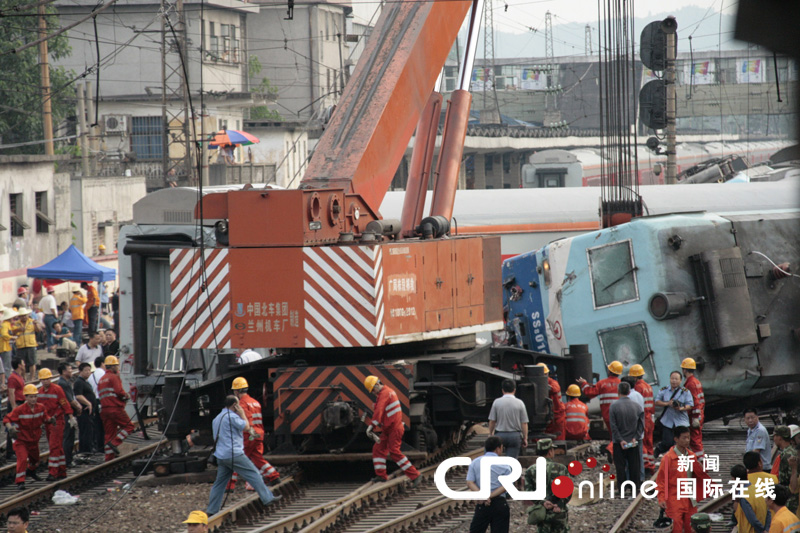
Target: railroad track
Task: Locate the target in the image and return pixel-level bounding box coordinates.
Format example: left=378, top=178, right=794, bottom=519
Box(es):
left=204, top=432, right=487, bottom=533
left=609, top=418, right=774, bottom=533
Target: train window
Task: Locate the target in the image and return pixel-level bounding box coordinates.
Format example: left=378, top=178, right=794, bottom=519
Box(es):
left=597, top=322, right=657, bottom=384
left=587, top=239, right=639, bottom=309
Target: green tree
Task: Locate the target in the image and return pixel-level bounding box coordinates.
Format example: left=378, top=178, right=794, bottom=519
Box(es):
left=248, top=55, right=280, bottom=121
left=0, top=2, right=75, bottom=154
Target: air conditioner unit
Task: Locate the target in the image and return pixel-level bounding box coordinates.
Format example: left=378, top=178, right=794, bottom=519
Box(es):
left=103, top=115, right=129, bottom=134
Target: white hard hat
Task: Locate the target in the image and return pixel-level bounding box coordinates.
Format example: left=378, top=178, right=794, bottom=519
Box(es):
left=789, top=424, right=800, bottom=439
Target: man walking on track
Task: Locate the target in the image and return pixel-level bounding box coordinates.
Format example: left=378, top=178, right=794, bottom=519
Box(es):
left=97, top=355, right=134, bottom=461
left=229, top=377, right=279, bottom=490
left=363, top=375, right=421, bottom=485
left=37, top=368, right=76, bottom=480
left=488, top=378, right=529, bottom=459
left=4, top=384, right=52, bottom=490
left=681, top=358, right=705, bottom=460
left=629, top=364, right=656, bottom=473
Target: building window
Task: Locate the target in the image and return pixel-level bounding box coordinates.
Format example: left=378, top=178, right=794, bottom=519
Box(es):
left=587, top=239, right=639, bottom=308
left=131, top=116, right=163, bottom=160
left=209, top=22, right=219, bottom=59
left=9, top=193, right=29, bottom=237
left=35, top=191, right=53, bottom=233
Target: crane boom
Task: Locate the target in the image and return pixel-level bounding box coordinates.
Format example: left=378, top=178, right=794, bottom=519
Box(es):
left=301, top=0, right=472, bottom=215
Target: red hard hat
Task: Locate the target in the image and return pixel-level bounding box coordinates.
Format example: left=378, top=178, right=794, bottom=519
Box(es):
left=17, top=287, right=26, bottom=295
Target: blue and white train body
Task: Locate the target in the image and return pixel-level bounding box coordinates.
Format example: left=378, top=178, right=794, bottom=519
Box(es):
left=502, top=208, right=800, bottom=417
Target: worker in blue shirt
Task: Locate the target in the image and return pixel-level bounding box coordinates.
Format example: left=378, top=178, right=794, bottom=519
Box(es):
left=466, top=436, right=512, bottom=533
left=654, top=371, right=693, bottom=457
left=206, top=395, right=282, bottom=516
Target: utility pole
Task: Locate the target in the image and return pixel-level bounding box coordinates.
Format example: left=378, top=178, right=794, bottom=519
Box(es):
left=161, top=0, right=193, bottom=186
left=481, top=0, right=500, bottom=123
left=663, top=18, right=677, bottom=184
left=86, top=80, right=98, bottom=175
left=76, top=83, right=90, bottom=176
left=38, top=4, right=54, bottom=155
left=543, top=11, right=560, bottom=124
left=585, top=24, right=592, bottom=56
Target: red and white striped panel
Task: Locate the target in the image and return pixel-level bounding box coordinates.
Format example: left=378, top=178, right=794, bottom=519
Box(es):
left=303, top=245, right=385, bottom=347
left=170, top=248, right=231, bottom=349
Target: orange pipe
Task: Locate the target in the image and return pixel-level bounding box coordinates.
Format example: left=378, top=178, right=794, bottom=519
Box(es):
left=430, top=90, right=472, bottom=222
left=400, top=92, right=443, bottom=238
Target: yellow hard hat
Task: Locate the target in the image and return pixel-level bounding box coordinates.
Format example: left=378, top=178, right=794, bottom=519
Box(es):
left=364, top=375, right=379, bottom=393
left=628, top=364, right=645, bottom=377
left=536, top=362, right=550, bottom=375
left=182, top=510, right=208, bottom=525
left=38, top=368, right=53, bottom=380
left=681, top=357, right=697, bottom=370
left=232, top=377, right=249, bottom=390
left=104, top=355, right=119, bottom=366
left=23, top=384, right=38, bottom=396
left=607, top=361, right=623, bottom=375
left=566, top=384, right=581, bottom=397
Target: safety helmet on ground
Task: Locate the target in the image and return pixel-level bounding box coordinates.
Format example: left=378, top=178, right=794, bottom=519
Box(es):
left=232, top=377, right=249, bottom=390
left=566, top=384, right=581, bottom=397
left=681, top=357, right=697, bottom=370
left=104, top=355, right=119, bottom=366
left=364, top=375, right=379, bottom=393
left=536, top=362, right=550, bottom=375
left=23, top=384, right=38, bottom=396
left=628, top=364, right=645, bottom=377
left=607, top=361, right=623, bottom=375
left=38, top=368, right=53, bottom=380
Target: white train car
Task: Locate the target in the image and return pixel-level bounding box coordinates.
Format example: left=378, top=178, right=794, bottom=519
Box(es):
left=380, top=177, right=800, bottom=260
left=521, top=140, right=790, bottom=188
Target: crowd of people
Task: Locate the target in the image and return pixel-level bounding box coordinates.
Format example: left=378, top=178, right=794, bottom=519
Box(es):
left=463, top=361, right=800, bottom=533
left=0, top=282, right=132, bottom=496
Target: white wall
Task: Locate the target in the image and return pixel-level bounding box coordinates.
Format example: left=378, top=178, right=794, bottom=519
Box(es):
left=248, top=127, right=308, bottom=187
left=71, top=177, right=147, bottom=256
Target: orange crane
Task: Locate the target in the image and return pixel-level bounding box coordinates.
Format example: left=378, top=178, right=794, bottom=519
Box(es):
left=171, top=0, right=501, bottom=352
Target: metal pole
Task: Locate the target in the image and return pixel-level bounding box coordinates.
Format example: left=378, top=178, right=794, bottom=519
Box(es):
left=665, top=26, right=677, bottom=184
left=77, top=84, right=90, bottom=176
left=86, top=80, right=97, bottom=175
left=38, top=3, right=54, bottom=155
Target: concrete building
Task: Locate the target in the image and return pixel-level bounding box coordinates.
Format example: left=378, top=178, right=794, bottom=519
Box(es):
left=71, top=176, right=148, bottom=256
left=247, top=0, right=353, bottom=123
left=246, top=120, right=308, bottom=188
left=55, top=0, right=260, bottom=188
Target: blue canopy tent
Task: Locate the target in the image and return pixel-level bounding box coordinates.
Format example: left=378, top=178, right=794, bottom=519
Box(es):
left=27, top=244, right=116, bottom=282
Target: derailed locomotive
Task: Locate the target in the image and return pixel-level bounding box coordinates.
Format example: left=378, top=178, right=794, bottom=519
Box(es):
left=502, top=208, right=800, bottom=419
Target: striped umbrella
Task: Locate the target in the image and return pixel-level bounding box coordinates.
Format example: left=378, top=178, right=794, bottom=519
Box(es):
left=208, top=129, right=260, bottom=147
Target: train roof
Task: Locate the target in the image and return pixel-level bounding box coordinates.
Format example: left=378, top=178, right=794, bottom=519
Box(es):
left=380, top=179, right=800, bottom=228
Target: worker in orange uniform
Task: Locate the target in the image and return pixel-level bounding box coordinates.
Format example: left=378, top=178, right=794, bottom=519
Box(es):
left=229, top=377, right=279, bottom=490
left=81, top=282, right=100, bottom=335
left=69, top=288, right=87, bottom=343
left=363, top=376, right=421, bottom=486
left=656, top=426, right=710, bottom=533
left=629, top=364, right=656, bottom=473
left=564, top=385, right=590, bottom=441
left=37, top=369, right=76, bottom=480
left=577, top=361, right=622, bottom=439
left=681, top=358, right=704, bottom=460
left=4, top=384, right=53, bottom=490
left=537, top=363, right=565, bottom=440
left=97, top=355, right=134, bottom=461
